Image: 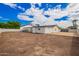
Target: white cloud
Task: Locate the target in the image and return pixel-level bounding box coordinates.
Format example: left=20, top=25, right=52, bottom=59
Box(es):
left=32, top=14, right=48, bottom=26
left=17, top=3, right=79, bottom=27
left=38, top=3, right=42, bottom=7
left=18, top=6, right=25, bottom=11
left=49, top=9, right=65, bottom=18
left=65, top=4, right=79, bottom=17
left=57, top=20, right=73, bottom=28
left=3, top=3, right=25, bottom=11
left=17, top=14, right=33, bottom=21
left=3, top=3, right=17, bottom=9
left=17, top=3, right=68, bottom=26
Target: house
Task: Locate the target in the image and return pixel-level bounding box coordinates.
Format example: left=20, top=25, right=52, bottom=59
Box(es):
left=20, top=25, right=32, bottom=32
left=67, top=19, right=78, bottom=33
left=32, top=25, right=61, bottom=34
left=67, top=26, right=78, bottom=33
left=61, top=28, right=69, bottom=32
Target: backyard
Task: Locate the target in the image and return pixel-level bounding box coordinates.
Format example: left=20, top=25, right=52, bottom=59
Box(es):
left=0, top=32, right=79, bottom=56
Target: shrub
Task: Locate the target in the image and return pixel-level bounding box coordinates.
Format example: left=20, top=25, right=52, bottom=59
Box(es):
left=0, top=21, right=20, bottom=29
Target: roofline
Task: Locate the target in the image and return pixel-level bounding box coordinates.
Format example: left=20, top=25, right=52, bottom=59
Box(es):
left=33, top=25, right=58, bottom=27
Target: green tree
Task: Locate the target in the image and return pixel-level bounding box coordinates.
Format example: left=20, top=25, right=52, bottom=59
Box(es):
left=0, top=21, right=20, bottom=29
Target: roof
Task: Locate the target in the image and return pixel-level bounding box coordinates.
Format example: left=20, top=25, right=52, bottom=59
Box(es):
left=33, top=25, right=56, bottom=27
left=21, top=24, right=32, bottom=27
left=33, top=25, right=61, bottom=29
left=20, top=24, right=32, bottom=29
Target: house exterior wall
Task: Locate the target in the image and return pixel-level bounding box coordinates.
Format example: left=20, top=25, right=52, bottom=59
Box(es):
left=52, top=26, right=60, bottom=32
left=27, top=28, right=32, bottom=32
left=76, top=26, right=79, bottom=33
left=32, top=26, right=60, bottom=34
left=45, top=27, right=53, bottom=33
left=45, top=26, right=60, bottom=33
left=69, top=29, right=77, bottom=32
left=21, top=27, right=32, bottom=32
left=32, top=27, right=45, bottom=33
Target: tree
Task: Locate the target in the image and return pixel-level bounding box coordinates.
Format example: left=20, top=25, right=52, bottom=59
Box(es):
left=0, top=21, right=20, bottom=29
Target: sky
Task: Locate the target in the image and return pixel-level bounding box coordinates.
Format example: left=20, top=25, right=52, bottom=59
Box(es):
left=0, top=3, right=79, bottom=28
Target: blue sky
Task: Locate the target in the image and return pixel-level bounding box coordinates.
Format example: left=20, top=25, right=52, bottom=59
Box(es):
left=0, top=3, right=73, bottom=27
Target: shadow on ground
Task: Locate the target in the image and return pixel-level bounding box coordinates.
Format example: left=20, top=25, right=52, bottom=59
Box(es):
left=70, top=32, right=79, bottom=56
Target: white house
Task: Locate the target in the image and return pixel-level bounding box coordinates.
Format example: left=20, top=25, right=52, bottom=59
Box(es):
left=20, top=25, right=32, bottom=32
left=32, top=25, right=61, bottom=34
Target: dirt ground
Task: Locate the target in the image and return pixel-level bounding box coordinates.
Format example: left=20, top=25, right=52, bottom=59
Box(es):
left=50, top=32, right=79, bottom=37
left=0, top=32, right=79, bottom=56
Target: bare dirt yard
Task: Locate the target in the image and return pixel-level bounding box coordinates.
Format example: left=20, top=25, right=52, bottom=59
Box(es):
left=0, top=32, right=79, bottom=56
left=50, top=32, right=79, bottom=37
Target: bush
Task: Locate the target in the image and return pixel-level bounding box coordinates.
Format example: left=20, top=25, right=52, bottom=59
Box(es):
left=0, top=21, right=20, bottom=29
